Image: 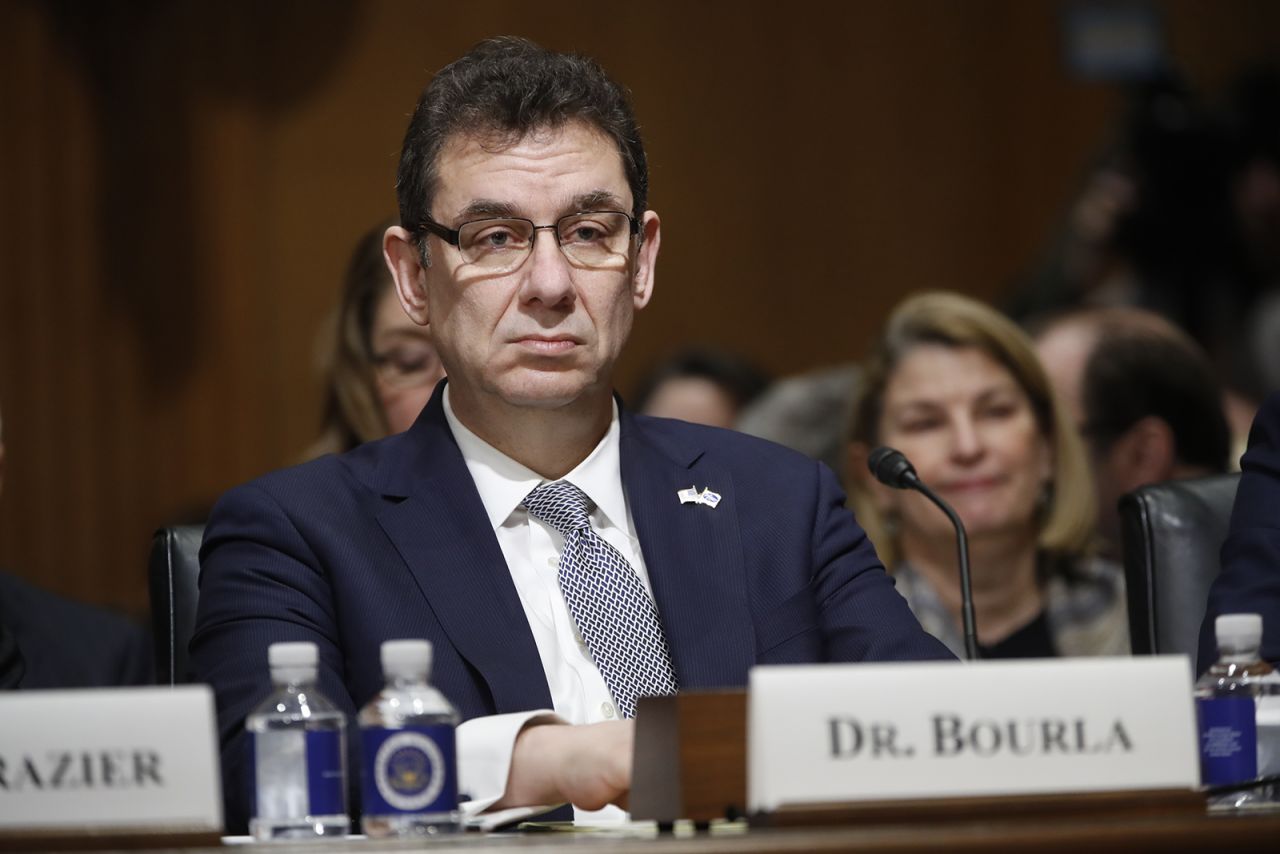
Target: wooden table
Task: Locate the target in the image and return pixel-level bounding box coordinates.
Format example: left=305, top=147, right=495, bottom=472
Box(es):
left=11, top=810, right=1280, bottom=853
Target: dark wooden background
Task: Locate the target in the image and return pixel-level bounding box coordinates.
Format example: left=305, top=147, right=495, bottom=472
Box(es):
left=1, top=0, right=1277, bottom=618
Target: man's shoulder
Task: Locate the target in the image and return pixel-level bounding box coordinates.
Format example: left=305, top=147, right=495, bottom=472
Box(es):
left=209, top=431, right=431, bottom=527
left=0, top=570, right=152, bottom=688
left=628, top=413, right=821, bottom=470
left=624, top=414, right=841, bottom=512
left=226, top=432, right=410, bottom=500
left=0, top=570, right=137, bottom=631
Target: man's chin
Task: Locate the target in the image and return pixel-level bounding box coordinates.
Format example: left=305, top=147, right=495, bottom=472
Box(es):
left=495, top=371, right=607, bottom=411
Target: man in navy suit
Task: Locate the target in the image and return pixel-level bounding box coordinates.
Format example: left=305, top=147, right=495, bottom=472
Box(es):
left=1199, top=392, right=1280, bottom=670
left=191, top=37, right=951, bottom=831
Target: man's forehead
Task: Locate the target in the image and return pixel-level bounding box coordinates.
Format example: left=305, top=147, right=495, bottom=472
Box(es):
left=431, top=121, right=632, bottom=218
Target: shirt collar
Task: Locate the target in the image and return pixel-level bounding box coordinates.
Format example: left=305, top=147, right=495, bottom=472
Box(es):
left=442, top=386, right=633, bottom=537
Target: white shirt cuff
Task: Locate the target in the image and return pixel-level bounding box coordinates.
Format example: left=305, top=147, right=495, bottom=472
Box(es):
left=457, top=709, right=564, bottom=817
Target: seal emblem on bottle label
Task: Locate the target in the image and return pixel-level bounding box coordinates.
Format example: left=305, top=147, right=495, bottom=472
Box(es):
left=372, top=730, right=446, bottom=811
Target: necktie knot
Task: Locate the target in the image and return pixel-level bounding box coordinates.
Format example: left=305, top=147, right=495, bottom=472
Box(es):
left=522, top=480, right=593, bottom=537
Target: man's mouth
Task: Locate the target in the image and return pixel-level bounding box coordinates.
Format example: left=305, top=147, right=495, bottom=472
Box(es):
left=514, top=335, right=581, bottom=354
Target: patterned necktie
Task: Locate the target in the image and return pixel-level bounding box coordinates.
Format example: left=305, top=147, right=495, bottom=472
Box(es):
left=522, top=480, right=679, bottom=718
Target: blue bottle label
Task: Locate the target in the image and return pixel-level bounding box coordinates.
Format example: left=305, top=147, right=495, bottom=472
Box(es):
left=1197, top=696, right=1258, bottom=785
left=305, top=730, right=346, bottom=816
left=361, top=725, right=457, bottom=815
left=247, top=728, right=345, bottom=819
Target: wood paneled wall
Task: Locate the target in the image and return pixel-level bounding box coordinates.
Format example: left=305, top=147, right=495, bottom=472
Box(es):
left=1, top=0, right=1277, bottom=616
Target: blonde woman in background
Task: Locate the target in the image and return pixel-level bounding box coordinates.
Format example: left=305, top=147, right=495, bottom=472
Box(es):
left=846, top=292, right=1127, bottom=658
left=308, top=220, right=446, bottom=458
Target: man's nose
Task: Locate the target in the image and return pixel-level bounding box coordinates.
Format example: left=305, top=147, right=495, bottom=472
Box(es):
left=518, top=228, right=576, bottom=307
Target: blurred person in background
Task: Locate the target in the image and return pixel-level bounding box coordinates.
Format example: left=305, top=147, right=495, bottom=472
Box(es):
left=1033, top=307, right=1232, bottom=556
left=308, top=219, right=446, bottom=458
left=1010, top=75, right=1246, bottom=349
left=631, top=347, right=769, bottom=429
left=1225, top=66, right=1280, bottom=395
left=737, top=363, right=862, bottom=481
left=847, top=292, right=1127, bottom=659
left=1009, top=72, right=1280, bottom=411
left=0, top=401, right=153, bottom=688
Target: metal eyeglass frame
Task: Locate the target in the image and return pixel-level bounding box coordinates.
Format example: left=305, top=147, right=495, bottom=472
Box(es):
left=416, top=210, right=641, bottom=267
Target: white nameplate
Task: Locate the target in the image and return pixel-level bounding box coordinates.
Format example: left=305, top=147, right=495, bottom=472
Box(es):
left=0, top=686, right=223, bottom=832
left=748, top=657, right=1197, bottom=812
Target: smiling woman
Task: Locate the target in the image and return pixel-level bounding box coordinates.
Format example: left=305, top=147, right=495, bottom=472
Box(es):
left=846, top=292, right=1128, bottom=659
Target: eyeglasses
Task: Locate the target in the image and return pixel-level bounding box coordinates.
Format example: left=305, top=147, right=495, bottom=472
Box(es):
left=417, top=210, right=639, bottom=273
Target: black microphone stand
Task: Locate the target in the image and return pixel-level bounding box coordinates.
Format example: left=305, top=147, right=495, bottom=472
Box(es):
left=903, top=474, right=979, bottom=661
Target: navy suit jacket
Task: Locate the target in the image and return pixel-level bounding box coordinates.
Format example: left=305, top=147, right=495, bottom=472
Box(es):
left=0, top=571, right=153, bottom=689
left=191, top=384, right=952, bottom=829
left=1199, top=392, right=1280, bottom=671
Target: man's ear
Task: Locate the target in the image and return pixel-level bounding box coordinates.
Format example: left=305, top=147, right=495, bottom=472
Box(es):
left=384, top=226, right=430, bottom=327
left=632, top=211, right=660, bottom=310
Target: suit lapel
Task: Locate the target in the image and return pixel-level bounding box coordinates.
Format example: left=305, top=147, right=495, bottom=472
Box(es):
left=373, top=387, right=552, bottom=714
left=620, top=410, right=756, bottom=689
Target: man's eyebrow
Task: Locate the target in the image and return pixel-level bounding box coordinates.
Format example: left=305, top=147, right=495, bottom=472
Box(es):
left=570, top=190, right=628, bottom=212
left=456, top=199, right=518, bottom=221
left=453, top=190, right=629, bottom=224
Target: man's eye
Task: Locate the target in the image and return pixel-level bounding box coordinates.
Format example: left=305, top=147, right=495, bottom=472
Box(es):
left=569, top=225, right=602, bottom=242
left=561, top=218, right=612, bottom=244
left=479, top=229, right=515, bottom=248
left=465, top=224, right=526, bottom=253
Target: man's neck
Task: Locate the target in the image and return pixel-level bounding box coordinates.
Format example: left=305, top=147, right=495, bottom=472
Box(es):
left=446, top=386, right=614, bottom=480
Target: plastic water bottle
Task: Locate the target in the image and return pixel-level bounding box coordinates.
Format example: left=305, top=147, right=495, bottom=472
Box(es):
left=359, top=639, right=461, bottom=836
left=1256, top=674, right=1280, bottom=780
left=1195, top=613, right=1274, bottom=807
left=245, top=642, right=350, bottom=839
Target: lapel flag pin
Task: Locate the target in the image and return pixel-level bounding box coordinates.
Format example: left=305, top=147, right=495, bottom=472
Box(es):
left=677, top=486, right=721, bottom=508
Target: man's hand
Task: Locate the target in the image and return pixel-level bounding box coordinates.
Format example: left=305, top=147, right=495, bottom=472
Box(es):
left=495, top=719, right=634, bottom=811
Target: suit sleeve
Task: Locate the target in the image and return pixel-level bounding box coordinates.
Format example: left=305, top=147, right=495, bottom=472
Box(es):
left=192, top=480, right=564, bottom=830
left=807, top=461, right=956, bottom=662
left=191, top=481, right=361, bottom=833
left=1200, top=393, right=1280, bottom=671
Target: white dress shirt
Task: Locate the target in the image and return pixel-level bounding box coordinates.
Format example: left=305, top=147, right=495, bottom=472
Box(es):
left=446, top=387, right=649, bottom=823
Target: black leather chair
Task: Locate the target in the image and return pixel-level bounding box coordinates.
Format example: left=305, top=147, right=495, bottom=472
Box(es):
left=1119, top=474, right=1240, bottom=659
left=148, top=525, right=205, bottom=685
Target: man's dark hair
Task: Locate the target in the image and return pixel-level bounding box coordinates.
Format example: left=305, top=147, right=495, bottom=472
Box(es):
left=1082, top=316, right=1230, bottom=472
left=396, top=37, right=648, bottom=263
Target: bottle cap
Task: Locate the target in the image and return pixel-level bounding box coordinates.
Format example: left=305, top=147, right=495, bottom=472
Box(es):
left=267, top=641, right=319, bottom=684
left=268, top=641, right=318, bottom=668
left=381, top=639, right=432, bottom=680
left=1216, top=613, right=1263, bottom=649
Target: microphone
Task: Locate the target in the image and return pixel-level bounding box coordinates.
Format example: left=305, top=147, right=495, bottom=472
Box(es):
left=867, top=446, right=919, bottom=489
left=867, top=447, right=980, bottom=660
